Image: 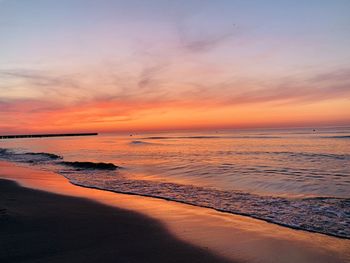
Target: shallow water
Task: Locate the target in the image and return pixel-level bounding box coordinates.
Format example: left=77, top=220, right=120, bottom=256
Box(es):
left=1, top=127, right=350, bottom=238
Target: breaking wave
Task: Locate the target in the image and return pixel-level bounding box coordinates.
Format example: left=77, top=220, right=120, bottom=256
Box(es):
left=60, top=161, right=120, bottom=170
left=24, top=152, right=63, bottom=159
left=66, top=175, right=350, bottom=239
left=0, top=148, right=62, bottom=163
left=1, top=147, right=349, bottom=239
left=0, top=148, right=119, bottom=170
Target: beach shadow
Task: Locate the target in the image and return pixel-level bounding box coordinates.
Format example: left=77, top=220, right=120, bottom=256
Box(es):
left=0, top=179, right=234, bottom=263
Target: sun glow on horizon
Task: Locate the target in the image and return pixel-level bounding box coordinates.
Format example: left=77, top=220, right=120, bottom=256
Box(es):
left=0, top=0, right=350, bottom=133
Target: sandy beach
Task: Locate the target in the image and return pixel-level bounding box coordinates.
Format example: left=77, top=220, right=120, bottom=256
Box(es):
left=0, top=179, right=231, bottom=263
left=2, top=1, right=349, bottom=262
left=1, top=161, right=349, bottom=263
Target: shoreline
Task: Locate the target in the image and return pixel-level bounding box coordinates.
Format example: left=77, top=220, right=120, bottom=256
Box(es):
left=0, top=179, right=230, bottom=263
left=69, top=180, right=350, bottom=240
left=1, top=161, right=349, bottom=263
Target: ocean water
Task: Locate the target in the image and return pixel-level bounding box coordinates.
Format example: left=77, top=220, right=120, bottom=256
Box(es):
left=1, top=127, right=350, bottom=238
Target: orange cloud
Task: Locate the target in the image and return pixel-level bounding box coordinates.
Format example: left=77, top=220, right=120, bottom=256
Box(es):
left=1, top=66, right=350, bottom=134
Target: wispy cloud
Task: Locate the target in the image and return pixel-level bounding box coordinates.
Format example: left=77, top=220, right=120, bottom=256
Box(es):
left=176, top=23, right=235, bottom=53
left=1, top=64, right=349, bottom=132
left=179, top=31, right=234, bottom=53
left=173, top=67, right=350, bottom=107
left=0, top=69, right=91, bottom=103
left=2, top=66, right=350, bottom=107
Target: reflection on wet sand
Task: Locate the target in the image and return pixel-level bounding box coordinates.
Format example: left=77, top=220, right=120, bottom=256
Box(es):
left=0, top=161, right=349, bottom=263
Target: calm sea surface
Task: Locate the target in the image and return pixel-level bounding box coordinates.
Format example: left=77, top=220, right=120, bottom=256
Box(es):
left=1, top=127, right=350, bottom=238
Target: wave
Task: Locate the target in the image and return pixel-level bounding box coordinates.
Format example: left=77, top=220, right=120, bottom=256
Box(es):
left=1, top=147, right=349, bottom=239
left=0, top=148, right=120, bottom=170
left=142, top=136, right=218, bottom=140
left=142, top=136, right=281, bottom=140
left=217, top=150, right=350, bottom=161
left=24, top=152, right=63, bottom=159
left=59, top=161, right=120, bottom=170
left=64, top=175, right=350, bottom=239
left=129, top=140, right=153, bottom=145
left=0, top=148, right=62, bottom=163
left=323, top=136, right=350, bottom=139
left=281, top=151, right=350, bottom=160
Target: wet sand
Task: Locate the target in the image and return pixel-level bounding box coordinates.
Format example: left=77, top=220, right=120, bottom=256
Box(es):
left=0, top=179, right=231, bottom=263
left=0, top=161, right=349, bottom=263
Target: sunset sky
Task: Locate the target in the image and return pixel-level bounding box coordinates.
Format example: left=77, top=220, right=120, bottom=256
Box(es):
left=0, top=0, right=350, bottom=133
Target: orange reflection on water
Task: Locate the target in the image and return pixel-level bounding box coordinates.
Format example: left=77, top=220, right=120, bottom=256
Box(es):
left=0, top=161, right=349, bottom=263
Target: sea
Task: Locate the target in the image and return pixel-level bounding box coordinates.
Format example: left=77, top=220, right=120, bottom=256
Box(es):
left=1, top=127, right=349, bottom=238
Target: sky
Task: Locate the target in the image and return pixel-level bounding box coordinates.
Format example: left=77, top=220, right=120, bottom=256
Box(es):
left=0, top=0, right=350, bottom=133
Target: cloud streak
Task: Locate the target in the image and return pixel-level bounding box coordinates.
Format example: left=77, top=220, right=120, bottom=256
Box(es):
left=1, top=66, right=349, bottom=113
left=179, top=31, right=234, bottom=53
